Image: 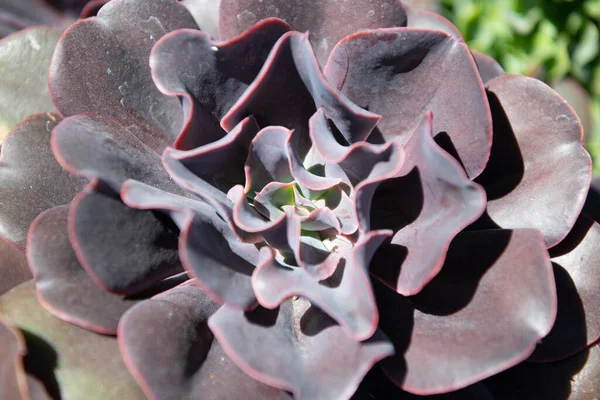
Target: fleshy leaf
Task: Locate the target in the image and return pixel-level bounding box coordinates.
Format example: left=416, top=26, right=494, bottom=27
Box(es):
left=378, top=229, right=556, bottom=394
left=324, top=28, right=492, bottom=178
left=179, top=211, right=259, bottom=310
left=0, top=113, right=86, bottom=249
left=367, top=114, right=486, bottom=295
left=0, top=320, right=27, bottom=400
left=353, top=366, right=494, bottom=399
left=181, top=0, right=220, bottom=39
left=472, top=51, right=504, bottom=84
left=243, top=126, right=293, bottom=194
left=479, top=75, right=591, bottom=247
left=0, top=238, right=30, bottom=296
left=163, top=116, right=260, bottom=194
left=27, top=205, right=138, bottom=335
left=49, top=0, right=198, bottom=152
left=0, top=0, right=72, bottom=39
left=529, top=214, right=600, bottom=361
left=0, top=27, right=60, bottom=142
left=0, top=281, right=145, bottom=399
left=219, top=0, right=407, bottom=67
left=151, top=18, right=290, bottom=149
left=120, top=179, right=218, bottom=229
left=484, top=342, right=600, bottom=399
left=222, top=31, right=380, bottom=159
left=52, top=114, right=179, bottom=195
left=209, top=298, right=394, bottom=400
left=70, top=187, right=182, bottom=295
left=405, top=4, right=463, bottom=40
left=118, top=282, right=289, bottom=400
left=252, top=230, right=391, bottom=341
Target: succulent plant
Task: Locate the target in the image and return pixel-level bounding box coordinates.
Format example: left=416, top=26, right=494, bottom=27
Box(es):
left=0, top=0, right=598, bottom=399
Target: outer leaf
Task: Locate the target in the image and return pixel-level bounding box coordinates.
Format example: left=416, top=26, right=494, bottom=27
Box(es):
left=52, top=114, right=180, bottom=195
left=150, top=18, right=290, bottom=149
left=219, top=0, right=407, bottom=66
left=405, top=3, right=463, bottom=40
left=529, top=214, right=600, bottom=361
left=27, top=205, right=139, bottom=335
left=366, top=114, right=486, bottom=295
left=0, top=0, right=71, bottom=39
left=49, top=0, right=198, bottom=152
left=484, top=342, right=600, bottom=399
left=0, top=281, right=145, bottom=399
left=0, top=113, right=86, bottom=249
left=378, top=229, right=557, bottom=394
left=0, top=27, right=60, bottom=141
left=353, top=366, right=493, bottom=399
left=472, top=51, right=504, bottom=84
left=0, top=238, right=30, bottom=296
left=324, top=28, right=492, bottom=178
left=70, top=187, right=182, bottom=295
left=480, top=75, right=591, bottom=247
left=0, top=320, right=27, bottom=400
left=209, top=298, right=394, bottom=400
left=118, top=282, right=289, bottom=400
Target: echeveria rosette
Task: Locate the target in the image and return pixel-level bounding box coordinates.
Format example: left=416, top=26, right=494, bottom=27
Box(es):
left=0, top=0, right=597, bottom=398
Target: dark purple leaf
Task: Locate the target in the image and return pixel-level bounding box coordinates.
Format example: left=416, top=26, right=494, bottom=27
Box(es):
left=310, top=110, right=405, bottom=189
left=0, top=0, right=72, bottom=39
left=0, top=113, right=86, bottom=249
left=365, top=114, right=485, bottom=295
left=180, top=0, right=220, bottom=38
left=27, top=205, right=139, bottom=334
left=118, top=282, right=289, bottom=400
left=150, top=18, right=290, bottom=149
left=405, top=3, right=463, bottom=40
left=324, top=28, right=492, bottom=178
left=222, top=31, right=380, bottom=159
left=120, top=179, right=218, bottom=229
left=49, top=0, right=198, bottom=152
left=52, top=114, right=180, bottom=195
left=79, top=0, right=110, bottom=17
left=0, top=238, right=30, bottom=296
left=178, top=210, right=259, bottom=310
left=252, top=230, right=391, bottom=341
left=209, top=298, right=394, bottom=399
left=219, top=0, right=407, bottom=67
left=484, top=342, right=600, bottom=399
left=553, top=77, right=593, bottom=143
left=529, top=214, right=600, bottom=361
left=69, top=187, right=182, bottom=295
left=242, top=126, right=293, bottom=194
left=353, top=366, right=494, bottom=400
left=378, top=229, right=556, bottom=394
left=479, top=75, right=591, bottom=247
left=472, top=50, right=504, bottom=84
left=163, top=116, right=260, bottom=194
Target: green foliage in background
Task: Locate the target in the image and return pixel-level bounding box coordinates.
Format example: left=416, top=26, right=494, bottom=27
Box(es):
left=442, top=0, right=600, bottom=173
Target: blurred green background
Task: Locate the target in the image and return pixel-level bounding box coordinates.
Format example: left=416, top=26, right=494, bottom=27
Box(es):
left=407, top=0, right=600, bottom=173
